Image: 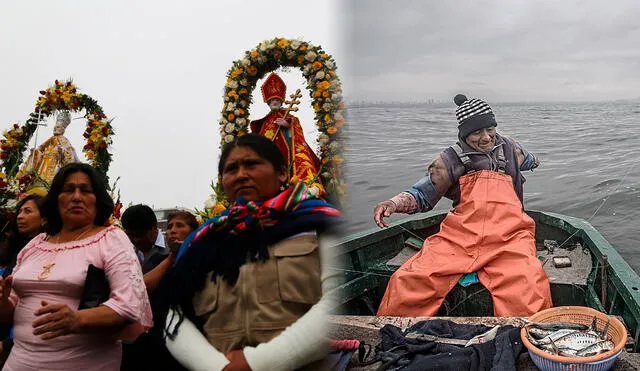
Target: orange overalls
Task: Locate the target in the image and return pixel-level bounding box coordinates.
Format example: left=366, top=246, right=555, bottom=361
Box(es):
left=377, top=169, right=553, bottom=317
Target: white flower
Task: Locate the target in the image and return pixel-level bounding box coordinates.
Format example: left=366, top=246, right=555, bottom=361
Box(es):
left=286, top=50, right=296, bottom=60
left=226, top=80, right=239, bottom=89
left=241, top=58, right=250, bottom=67
left=257, top=56, right=266, bottom=65
left=239, top=100, right=248, bottom=108
left=291, top=40, right=302, bottom=49
left=224, top=96, right=230, bottom=102
left=236, top=118, right=247, bottom=125
left=6, top=199, right=18, bottom=210
left=224, top=135, right=234, bottom=143
left=87, top=114, right=95, bottom=121
left=226, top=102, right=236, bottom=112
left=335, top=112, right=344, bottom=121
left=225, top=123, right=235, bottom=133
left=322, top=103, right=333, bottom=112
left=305, top=51, right=317, bottom=62
left=315, top=71, right=325, bottom=80
left=308, top=186, right=319, bottom=197
left=204, top=197, right=216, bottom=209
left=240, top=78, right=248, bottom=86
left=330, top=141, right=341, bottom=152
left=325, top=60, right=335, bottom=69
left=303, top=64, right=312, bottom=75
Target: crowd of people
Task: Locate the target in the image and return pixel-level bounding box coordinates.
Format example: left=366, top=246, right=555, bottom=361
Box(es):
left=0, top=133, right=342, bottom=371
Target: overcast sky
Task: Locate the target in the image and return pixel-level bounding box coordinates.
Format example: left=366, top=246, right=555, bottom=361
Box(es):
left=344, top=0, right=640, bottom=102
left=0, top=1, right=341, bottom=211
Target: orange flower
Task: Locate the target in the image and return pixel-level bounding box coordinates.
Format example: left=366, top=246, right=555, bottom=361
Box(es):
left=322, top=158, right=328, bottom=164
left=329, top=70, right=337, bottom=77
left=312, top=61, right=323, bottom=70
left=277, top=39, right=289, bottom=48
left=228, top=113, right=235, bottom=121
left=322, top=91, right=330, bottom=98
left=247, top=66, right=258, bottom=76
left=238, top=108, right=245, bottom=116
left=297, top=56, right=304, bottom=64
left=313, top=103, right=320, bottom=112
left=335, top=121, right=345, bottom=128
left=250, top=51, right=259, bottom=58
left=228, top=90, right=239, bottom=99
left=313, top=91, right=321, bottom=98
left=299, top=45, right=307, bottom=51
left=327, top=127, right=337, bottom=134
left=273, top=50, right=282, bottom=59
left=317, top=81, right=330, bottom=91
left=213, top=203, right=227, bottom=215
left=239, top=88, right=248, bottom=95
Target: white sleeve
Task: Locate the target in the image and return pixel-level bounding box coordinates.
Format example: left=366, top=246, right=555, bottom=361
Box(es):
left=243, top=233, right=340, bottom=371
left=165, top=307, right=230, bottom=371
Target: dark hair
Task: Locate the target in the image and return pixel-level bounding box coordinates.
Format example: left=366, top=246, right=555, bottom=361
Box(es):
left=167, top=210, right=199, bottom=231
left=42, top=163, right=114, bottom=235
left=218, top=134, right=286, bottom=177
left=121, top=204, right=157, bottom=232
left=0, top=195, right=45, bottom=266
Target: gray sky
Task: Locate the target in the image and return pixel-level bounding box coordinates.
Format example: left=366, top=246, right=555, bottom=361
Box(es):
left=0, top=1, right=341, bottom=210
left=344, top=0, right=640, bottom=102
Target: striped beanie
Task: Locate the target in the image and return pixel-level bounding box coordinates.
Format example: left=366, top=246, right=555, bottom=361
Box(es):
left=454, top=94, right=497, bottom=139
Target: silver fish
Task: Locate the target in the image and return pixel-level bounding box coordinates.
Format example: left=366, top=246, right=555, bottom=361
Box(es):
left=550, top=331, right=601, bottom=350
left=525, top=321, right=589, bottom=331
left=527, top=329, right=580, bottom=346
left=576, top=340, right=615, bottom=357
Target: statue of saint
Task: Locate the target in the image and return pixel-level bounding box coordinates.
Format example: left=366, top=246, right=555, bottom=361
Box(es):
left=17, top=110, right=80, bottom=187
left=250, top=73, right=325, bottom=194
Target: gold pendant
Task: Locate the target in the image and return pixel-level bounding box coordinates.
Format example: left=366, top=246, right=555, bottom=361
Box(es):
left=38, top=263, right=55, bottom=280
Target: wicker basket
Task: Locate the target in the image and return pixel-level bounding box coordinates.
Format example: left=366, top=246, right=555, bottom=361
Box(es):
left=520, top=306, right=627, bottom=370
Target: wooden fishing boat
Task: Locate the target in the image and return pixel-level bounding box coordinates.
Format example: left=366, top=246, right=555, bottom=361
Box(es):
left=327, top=210, right=640, bottom=368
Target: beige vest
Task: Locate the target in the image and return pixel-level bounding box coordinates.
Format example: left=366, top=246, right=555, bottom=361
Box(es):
left=192, top=233, right=327, bottom=369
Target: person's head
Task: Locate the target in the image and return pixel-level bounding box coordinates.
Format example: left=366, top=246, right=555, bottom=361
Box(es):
left=42, top=162, right=114, bottom=234
left=121, top=204, right=158, bottom=252
left=268, top=98, right=283, bottom=111
left=166, top=210, right=199, bottom=249
left=53, top=110, right=71, bottom=135
left=15, top=195, right=46, bottom=238
left=454, top=94, right=498, bottom=153
left=261, top=73, right=286, bottom=110
left=218, top=134, right=287, bottom=202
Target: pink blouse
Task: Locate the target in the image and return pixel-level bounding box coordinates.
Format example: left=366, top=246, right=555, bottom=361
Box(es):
left=3, top=226, right=153, bottom=371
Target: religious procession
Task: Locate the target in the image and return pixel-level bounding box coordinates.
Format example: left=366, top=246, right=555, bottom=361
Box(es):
left=0, top=35, right=346, bottom=371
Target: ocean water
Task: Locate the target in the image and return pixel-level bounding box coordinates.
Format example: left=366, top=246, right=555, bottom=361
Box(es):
left=343, top=101, right=640, bottom=272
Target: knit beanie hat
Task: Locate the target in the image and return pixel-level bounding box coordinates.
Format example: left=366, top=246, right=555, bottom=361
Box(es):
left=454, top=94, right=497, bottom=139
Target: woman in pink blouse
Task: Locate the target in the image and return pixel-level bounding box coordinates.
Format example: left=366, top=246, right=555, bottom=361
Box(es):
left=0, top=163, right=152, bottom=371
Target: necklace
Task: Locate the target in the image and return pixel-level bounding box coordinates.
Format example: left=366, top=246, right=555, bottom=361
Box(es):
left=38, top=226, right=95, bottom=280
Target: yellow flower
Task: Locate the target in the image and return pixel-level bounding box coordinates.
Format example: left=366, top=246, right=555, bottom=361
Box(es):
left=327, top=126, right=337, bottom=134
left=247, top=66, right=258, bottom=76
left=313, top=103, right=320, bottom=112
left=228, top=90, right=239, bottom=99
left=0, top=172, right=5, bottom=179
left=312, top=61, right=323, bottom=70
left=231, top=68, right=243, bottom=78
left=277, top=39, right=289, bottom=48
left=265, top=129, right=275, bottom=140
left=86, top=151, right=96, bottom=160
left=320, top=53, right=329, bottom=59
left=317, top=81, right=330, bottom=91
left=324, top=114, right=332, bottom=124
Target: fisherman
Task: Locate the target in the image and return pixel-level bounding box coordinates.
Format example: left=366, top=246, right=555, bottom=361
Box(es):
left=373, top=94, right=553, bottom=317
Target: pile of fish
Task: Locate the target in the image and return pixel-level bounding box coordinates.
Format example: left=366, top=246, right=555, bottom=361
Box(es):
left=524, top=317, right=615, bottom=357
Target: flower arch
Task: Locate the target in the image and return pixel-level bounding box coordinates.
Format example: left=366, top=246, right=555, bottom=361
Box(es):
left=199, top=37, right=346, bottom=219
left=0, top=79, right=114, bottom=179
